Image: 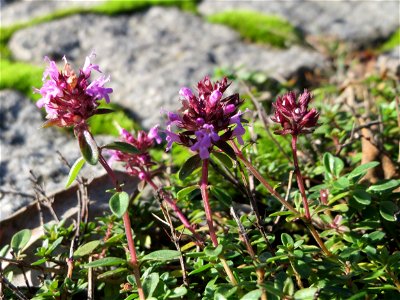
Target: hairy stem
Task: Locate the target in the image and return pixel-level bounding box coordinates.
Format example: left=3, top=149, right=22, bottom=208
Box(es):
left=200, top=159, right=218, bottom=246
left=98, top=154, right=145, bottom=300
left=291, top=135, right=311, bottom=220
left=200, top=160, right=238, bottom=286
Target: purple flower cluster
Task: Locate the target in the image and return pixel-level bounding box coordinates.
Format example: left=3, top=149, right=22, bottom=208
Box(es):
left=165, top=76, right=246, bottom=159
left=271, top=90, right=319, bottom=136
left=108, top=126, right=161, bottom=180
left=35, top=53, right=113, bottom=128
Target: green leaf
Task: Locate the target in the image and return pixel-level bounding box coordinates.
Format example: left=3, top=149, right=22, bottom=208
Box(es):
left=170, top=286, right=188, bottom=298
left=97, top=267, right=127, bottom=279
left=188, top=263, right=213, bottom=275
left=379, top=201, right=398, bottom=222
left=31, top=258, right=47, bottom=266
left=177, top=185, right=198, bottom=200
left=333, top=177, right=350, bottom=190
left=109, top=192, right=130, bottom=218
left=212, top=151, right=233, bottom=168
left=84, top=257, right=126, bottom=268
left=143, top=273, right=159, bottom=298
left=179, top=154, right=202, bottom=180
left=11, top=229, right=31, bottom=253
left=65, top=157, right=85, bottom=188
left=142, top=250, right=181, bottom=261
left=74, top=240, right=101, bottom=258
left=294, top=287, right=318, bottom=300
left=367, top=180, right=400, bottom=193
left=204, top=244, right=223, bottom=258
left=240, top=289, right=262, bottom=300
left=103, top=141, right=140, bottom=154
left=78, top=129, right=99, bottom=165
left=353, top=190, right=371, bottom=206
left=281, top=233, right=294, bottom=248
left=323, top=152, right=344, bottom=178
left=347, top=161, right=380, bottom=180
left=269, top=211, right=294, bottom=217
left=283, top=277, right=295, bottom=296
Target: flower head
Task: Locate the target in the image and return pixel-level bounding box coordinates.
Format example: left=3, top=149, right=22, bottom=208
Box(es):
left=35, top=53, right=113, bottom=128
left=165, top=76, right=246, bottom=159
left=108, top=125, right=161, bottom=179
left=271, top=90, right=319, bottom=135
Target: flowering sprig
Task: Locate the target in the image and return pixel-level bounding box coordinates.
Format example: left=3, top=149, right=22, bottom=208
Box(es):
left=108, top=125, right=161, bottom=180
left=35, top=53, right=113, bottom=129
left=165, top=76, right=246, bottom=159
left=271, top=90, right=319, bottom=220
left=36, top=54, right=145, bottom=299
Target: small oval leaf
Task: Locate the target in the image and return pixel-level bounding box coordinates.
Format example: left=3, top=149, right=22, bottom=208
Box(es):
left=65, top=157, right=85, bottom=188
left=74, top=240, right=101, bottom=258
left=11, top=229, right=31, bottom=253
left=204, top=244, right=223, bottom=258
left=109, top=192, right=130, bottom=218
left=103, top=141, right=140, bottom=154
left=379, top=201, right=398, bottom=222
left=179, top=154, right=201, bottom=181
left=142, top=250, right=181, bottom=261
left=78, top=130, right=99, bottom=165
left=84, top=257, right=126, bottom=268
left=347, top=161, right=380, bottom=180
left=367, top=179, right=400, bottom=193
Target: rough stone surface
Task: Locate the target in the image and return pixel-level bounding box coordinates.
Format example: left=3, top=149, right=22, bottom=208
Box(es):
left=0, top=0, right=101, bottom=27
left=9, top=7, right=326, bottom=128
left=0, top=90, right=109, bottom=221
left=199, top=0, right=400, bottom=47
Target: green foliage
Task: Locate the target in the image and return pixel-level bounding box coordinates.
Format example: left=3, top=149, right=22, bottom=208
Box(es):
left=207, top=10, right=301, bottom=48
left=380, top=27, right=400, bottom=52
left=0, top=59, right=43, bottom=99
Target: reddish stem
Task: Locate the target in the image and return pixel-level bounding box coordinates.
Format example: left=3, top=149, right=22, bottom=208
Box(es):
left=200, top=159, right=218, bottom=247
left=98, top=154, right=145, bottom=300
left=291, top=135, right=311, bottom=220
left=146, top=177, right=204, bottom=246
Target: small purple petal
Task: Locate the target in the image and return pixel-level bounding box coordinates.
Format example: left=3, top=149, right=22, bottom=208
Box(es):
left=86, top=75, right=113, bottom=103
left=224, top=104, right=235, bottom=115
left=165, top=126, right=181, bottom=151
left=179, top=87, right=193, bottom=101
left=209, top=90, right=222, bottom=105
left=82, top=53, right=101, bottom=77
left=148, top=125, right=162, bottom=144
left=42, top=57, right=59, bottom=81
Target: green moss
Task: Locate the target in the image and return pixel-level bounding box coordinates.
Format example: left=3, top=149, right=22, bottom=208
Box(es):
left=207, top=10, right=301, bottom=48
left=0, top=59, right=43, bottom=99
left=380, top=28, right=400, bottom=52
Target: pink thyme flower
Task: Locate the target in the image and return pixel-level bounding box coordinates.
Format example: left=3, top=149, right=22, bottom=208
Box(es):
left=35, top=53, right=113, bottom=128
left=271, top=90, right=319, bottom=135
left=108, top=125, right=161, bottom=179
left=165, top=76, right=246, bottom=159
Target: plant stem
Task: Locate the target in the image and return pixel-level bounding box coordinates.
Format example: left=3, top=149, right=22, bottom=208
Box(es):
left=146, top=177, right=204, bottom=247
left=230, top=142, right=298, bottom=214
left=98, top=154, right=145, bottom=300
left=200, top=159, right=219, bottom=247
left=200, top=159, right=238, bottom=286
left=291, top=135, right=311, bottom=220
